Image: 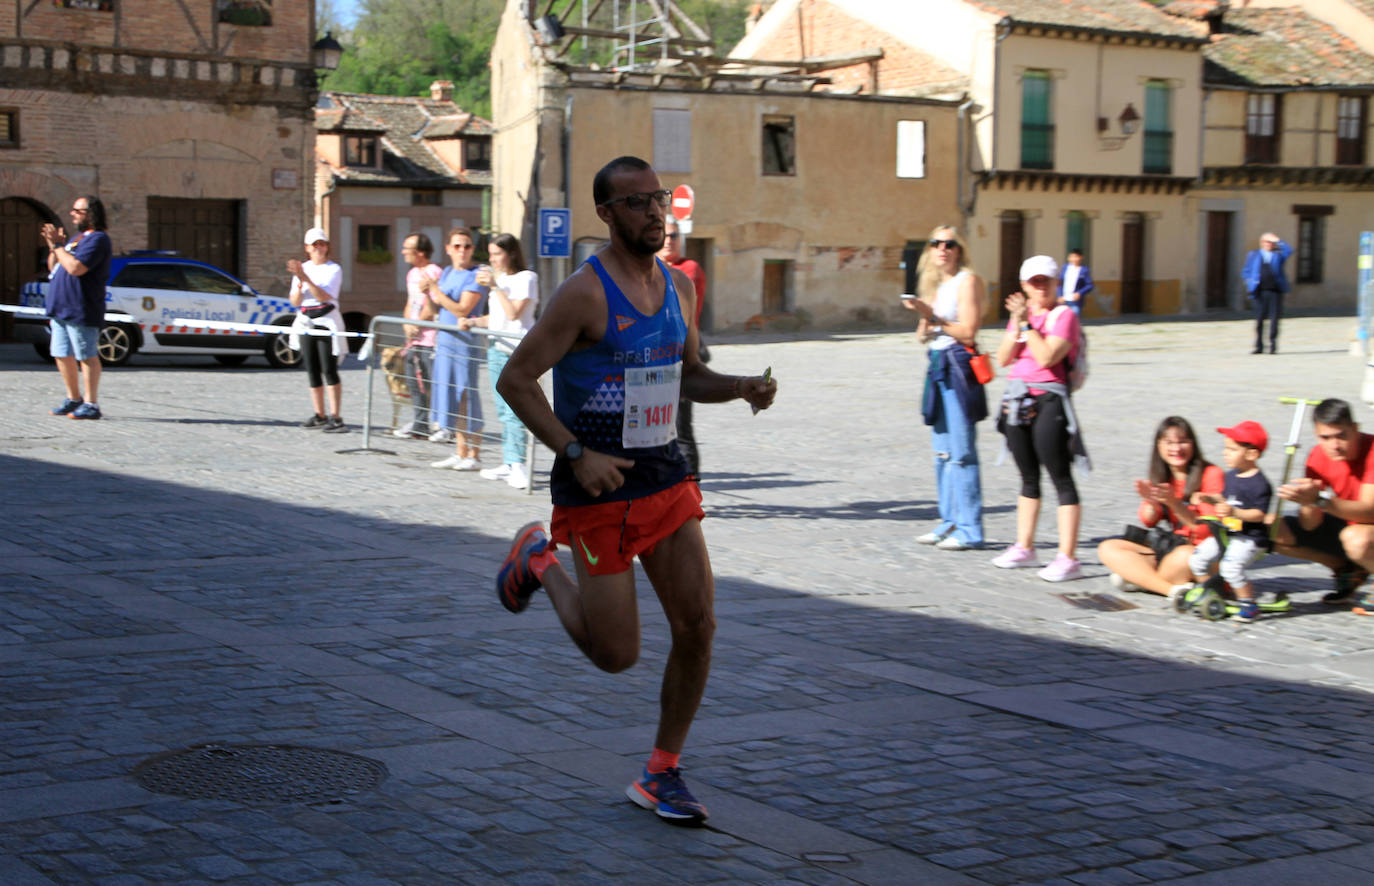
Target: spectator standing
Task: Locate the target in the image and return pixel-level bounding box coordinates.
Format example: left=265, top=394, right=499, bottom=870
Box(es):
left=1273, top=398, right=1374, bottom=611
left=395, top=234, right=441, bottom=439
left=287, top=227, right=347, bottom=433
left=466, top=234, right=540, bottom=490
left=903, top=225, right=987, bottom=551
left=658, top=216, right=707, bottom=475
left=41, top=195, right=112, bottom=420
left=1242, top=232, right=1291, bottom=354
left=1059, top=249, right=1094, bottom=317
left=990, top=255, right=1088, bottom=581
left=429, top=228, right=489, bottom=469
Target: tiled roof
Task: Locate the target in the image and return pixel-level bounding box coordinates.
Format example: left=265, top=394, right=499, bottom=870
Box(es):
left=317, top=91, right=493, bottom=188
left=966, top=0, right=1206, bottom=41
left=1202, top=8, right=1374, bottom=88
left=1157, top=0, right=1221, bottom=22
left=314, top=108, right=387, bottom=133
left=419, top=113, right=494, bottom=139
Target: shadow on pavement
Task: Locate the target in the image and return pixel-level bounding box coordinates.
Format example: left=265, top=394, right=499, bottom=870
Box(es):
left=4, top=453, right=1374, bottom=885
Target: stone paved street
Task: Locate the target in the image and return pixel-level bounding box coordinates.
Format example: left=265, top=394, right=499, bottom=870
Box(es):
left=5, top=315, right=1374, bottom=885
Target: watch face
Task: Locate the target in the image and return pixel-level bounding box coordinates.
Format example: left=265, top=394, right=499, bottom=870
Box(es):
left=564, top=442, right=583, bottom=460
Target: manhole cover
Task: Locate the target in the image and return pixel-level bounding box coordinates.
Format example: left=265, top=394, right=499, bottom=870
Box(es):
left=133, top=744, right=388, bottom=804
left=1054, top=593, right=1139, bottom=611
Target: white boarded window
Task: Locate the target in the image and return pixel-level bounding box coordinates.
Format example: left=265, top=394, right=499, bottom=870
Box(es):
left=897, top=120, right=926, bottom=178
left=653, top=109, right=692, bottom=173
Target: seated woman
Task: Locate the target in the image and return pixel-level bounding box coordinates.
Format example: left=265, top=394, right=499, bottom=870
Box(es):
left=1098, top=416, right=1224, bottom=599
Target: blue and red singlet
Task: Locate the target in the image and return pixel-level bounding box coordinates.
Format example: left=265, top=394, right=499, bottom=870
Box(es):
left=550, top=255, right=689, bottom=507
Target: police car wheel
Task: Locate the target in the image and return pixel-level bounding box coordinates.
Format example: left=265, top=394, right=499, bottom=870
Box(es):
left=264, top=320, right=303, bottom=369
left=32, top=341, right=54, bottom=364
left=98, top=324, right=136, bottom=367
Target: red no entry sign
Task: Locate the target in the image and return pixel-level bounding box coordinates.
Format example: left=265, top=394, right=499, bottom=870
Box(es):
left=671, top=185, right=694, bottom=221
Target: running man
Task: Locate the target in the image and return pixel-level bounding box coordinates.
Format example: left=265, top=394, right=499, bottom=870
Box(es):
left=494, top=155, right=776, bottom=825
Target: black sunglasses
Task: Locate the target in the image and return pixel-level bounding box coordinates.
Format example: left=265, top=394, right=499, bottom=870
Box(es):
left=600, top=189, right=672, bottom=212
left=928, top=238, right=959, bottom=249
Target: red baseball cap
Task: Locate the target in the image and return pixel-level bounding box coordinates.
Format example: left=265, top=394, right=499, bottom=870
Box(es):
left=1217, top=421, right=1267, bottom=454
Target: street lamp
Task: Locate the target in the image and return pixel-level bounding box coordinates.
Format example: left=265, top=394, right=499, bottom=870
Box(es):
left=1118, top=103, right=1141, bottom=136
left=312, top=32, right=343, bottom=71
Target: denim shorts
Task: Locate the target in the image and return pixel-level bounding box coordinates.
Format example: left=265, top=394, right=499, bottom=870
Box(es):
left=49, top=318, right=100, bottom=361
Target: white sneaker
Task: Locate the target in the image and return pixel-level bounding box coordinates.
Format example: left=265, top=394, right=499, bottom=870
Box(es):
left=506, top=463, right=531, bottom=489
left=1109, top=573, right=1142, bottom=593
left=480, top=464, right=512, bottom=481
left=916, top=529, right=950, bottom=545
left=392, top=422, right=422, bottom=439
left=428, top=428, right=455, bottom=444
left=451, top=457, right=480, bottom=471
left=430, top=454, right=463, bottom=468
left=935, top=536, right=978, bottom=551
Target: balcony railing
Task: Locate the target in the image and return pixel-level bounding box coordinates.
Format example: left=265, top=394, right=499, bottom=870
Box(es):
left=1143, top=130, right=1173, bottom=174
left=1021, top=124, right=1054, bottom=170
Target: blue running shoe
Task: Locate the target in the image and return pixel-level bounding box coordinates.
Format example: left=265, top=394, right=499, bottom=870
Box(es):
left=626, top=767, right=709, bottom=825
left=70, top=402, right=101, bottom=420
left=496, top=521, right=548, bottom=613
left=1232, top=600, right=1260, bottom=623
left=50, top=397, right=83, bottom=416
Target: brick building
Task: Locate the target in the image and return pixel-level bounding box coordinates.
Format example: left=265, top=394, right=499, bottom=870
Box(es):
left=313, top=82, right=493, bottom=328
left=0, top=0, right=320, bottom=330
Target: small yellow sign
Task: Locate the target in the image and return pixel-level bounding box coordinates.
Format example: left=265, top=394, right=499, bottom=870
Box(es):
left=142, top=296, right=155, bottom=311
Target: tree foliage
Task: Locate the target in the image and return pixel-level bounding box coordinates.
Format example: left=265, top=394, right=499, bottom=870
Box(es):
left=319, top=0, right=755, bottom=117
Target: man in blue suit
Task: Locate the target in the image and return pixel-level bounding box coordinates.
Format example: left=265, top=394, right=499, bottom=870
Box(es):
left=1242, top=232, right=1291, bottom=354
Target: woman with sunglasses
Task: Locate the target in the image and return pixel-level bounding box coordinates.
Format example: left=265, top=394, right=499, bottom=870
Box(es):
left=903, top=226, right=987, bottom=551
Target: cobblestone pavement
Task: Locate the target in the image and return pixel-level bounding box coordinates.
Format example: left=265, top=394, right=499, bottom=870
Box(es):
left=5, top=315, right=1374, bottom=885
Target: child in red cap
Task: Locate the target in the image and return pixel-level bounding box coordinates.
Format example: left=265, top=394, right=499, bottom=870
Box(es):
left=1174, top=421, right=1272, bottom=621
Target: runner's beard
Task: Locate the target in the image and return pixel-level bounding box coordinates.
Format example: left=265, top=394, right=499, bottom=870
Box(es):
left=76, top=217, right=92, bottom=233
left=614, top=214, right=664, bottom=256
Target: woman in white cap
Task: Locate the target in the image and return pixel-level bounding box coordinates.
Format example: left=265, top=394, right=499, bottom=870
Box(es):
left=991, top=255, right=1087, bottom=581
left=902, top=225, right=987, bottom=551
left=287, top=227, right=347, bottom=432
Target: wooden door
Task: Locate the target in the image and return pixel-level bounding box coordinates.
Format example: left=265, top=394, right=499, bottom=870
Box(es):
left=998, top=211, right=1024, bottom=317
left=1204, top=211, right=1231, bottom=310
left=0, top=198, right=54, bottom=340
left=147, top=197, right=241, bottom=275
left=762, top=260, right=789, bottom=314
left=1120, top=214, right=1144, bottom=314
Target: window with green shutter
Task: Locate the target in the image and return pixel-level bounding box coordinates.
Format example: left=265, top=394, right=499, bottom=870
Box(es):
left=1143, top=81, right=1173, bottom=174
left=1021, top=71, right=1054, bottom=170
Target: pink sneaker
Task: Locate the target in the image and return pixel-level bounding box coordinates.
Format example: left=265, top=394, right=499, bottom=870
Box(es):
left=1039, top=554, right=1083, bottom=583
left=991, top=545, right=1039, bottom=569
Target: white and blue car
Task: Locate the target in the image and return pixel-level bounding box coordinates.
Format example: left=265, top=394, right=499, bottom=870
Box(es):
left=17, top=252, right=300, bottom=368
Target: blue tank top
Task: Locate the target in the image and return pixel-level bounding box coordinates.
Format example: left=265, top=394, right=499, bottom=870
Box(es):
left=550, top=254, right=689, bottom=507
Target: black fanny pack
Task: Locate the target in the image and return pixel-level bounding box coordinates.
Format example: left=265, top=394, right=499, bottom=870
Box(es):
left=303, top=303, right=335, bottom=320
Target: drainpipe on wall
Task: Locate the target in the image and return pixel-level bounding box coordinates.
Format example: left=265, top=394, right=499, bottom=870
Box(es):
left=991, top=17, right=1011, bottom=180
left=957, top=95, right=975, bottom=222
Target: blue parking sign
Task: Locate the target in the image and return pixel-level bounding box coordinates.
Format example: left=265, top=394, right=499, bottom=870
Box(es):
left=539, top=208, right=572, bottom=259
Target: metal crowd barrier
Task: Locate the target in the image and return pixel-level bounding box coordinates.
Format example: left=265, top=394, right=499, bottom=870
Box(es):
left=361, top=315, right=540, bottom=495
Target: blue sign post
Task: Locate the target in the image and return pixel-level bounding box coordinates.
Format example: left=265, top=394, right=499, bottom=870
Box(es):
left=539, top=208, right=572, bottom=259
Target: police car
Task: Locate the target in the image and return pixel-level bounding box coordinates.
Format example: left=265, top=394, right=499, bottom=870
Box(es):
left=18, top=252, right=301, bottom=368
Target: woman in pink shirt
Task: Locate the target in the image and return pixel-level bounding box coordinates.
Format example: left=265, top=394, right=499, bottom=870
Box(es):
left=990, top=255, right=1086, bottom=582
left=394, top=233, right=442, bottom=439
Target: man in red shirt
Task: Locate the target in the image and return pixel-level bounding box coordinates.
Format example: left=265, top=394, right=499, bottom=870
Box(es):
left=1275, top=398, right=1374, bottom=610
left=658, top=216, right=707, bottom=475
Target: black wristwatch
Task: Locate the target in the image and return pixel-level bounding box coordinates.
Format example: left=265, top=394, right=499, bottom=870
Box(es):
left=563, top=440, right=584, bottom=461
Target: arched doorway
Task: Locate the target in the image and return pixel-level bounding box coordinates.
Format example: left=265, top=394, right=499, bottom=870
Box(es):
left=0, top=197, right=58, bottom=339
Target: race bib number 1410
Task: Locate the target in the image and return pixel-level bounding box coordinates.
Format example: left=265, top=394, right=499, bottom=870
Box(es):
left=622, top=363, right=681, bottom=448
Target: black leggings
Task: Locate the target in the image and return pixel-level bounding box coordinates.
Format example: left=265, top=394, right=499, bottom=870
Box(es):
left=301, top=335, right=340, bottom=388
left=1003, top=393, right=1079, bottom=505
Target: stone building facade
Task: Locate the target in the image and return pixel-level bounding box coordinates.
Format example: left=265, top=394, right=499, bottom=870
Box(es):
left=0, top=0, right=319, bottom=329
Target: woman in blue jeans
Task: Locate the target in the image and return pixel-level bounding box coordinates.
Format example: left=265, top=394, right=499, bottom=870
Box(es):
left=464, top=233, right=540, bottom=489
left=902, top=225, right=988, bottom=550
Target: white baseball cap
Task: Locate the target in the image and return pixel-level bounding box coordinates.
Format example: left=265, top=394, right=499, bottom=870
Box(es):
left=303, top=227, right=329, bottom=244
left=1019, top=254, right=1058, bottom=281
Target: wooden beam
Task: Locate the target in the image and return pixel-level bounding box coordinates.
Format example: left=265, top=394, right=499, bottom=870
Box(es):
left=559, top=23, right=713, bottom=47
